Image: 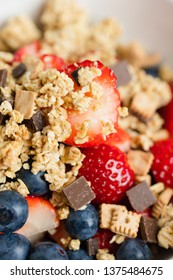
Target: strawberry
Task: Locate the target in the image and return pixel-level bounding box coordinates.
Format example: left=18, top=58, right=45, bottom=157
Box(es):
left=78, top=144, right=134, bottom=204
left=103, top=126, right=130, bottom=152
left=94, top=229, right=118, bottom=253
left=16, top=196, right=59, bottom=238
left=64, top=60, right=120, bottom=147
left=13, top=41, right=41, bottom=62
left=159, top=82, right=173, bottom=138
left=150, top=138, right=173, bottom=188
left=40, top=54, right=66, bottom=71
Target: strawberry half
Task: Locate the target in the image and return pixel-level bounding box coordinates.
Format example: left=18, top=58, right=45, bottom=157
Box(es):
left=13, top=41, right=41, bottom=62
left=103, top=126, right=130, bottom=152
left=78, top=144, right=134, bottom=204
left=64, top=60, right=120, bottom=147
left=94, top=229, right=118, bottom=253
left=16, top=196, right=59, bottom=238
left=150, top=138, right=173, bottom=188
left=159, top=82, right=173, bottom=138
left=40, top=54, right=66, bottom=71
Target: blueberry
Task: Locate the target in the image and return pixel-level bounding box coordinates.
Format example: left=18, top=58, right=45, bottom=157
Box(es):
left=0, top=233, right=31, bottom=260
left=67, top=249, right=94, bottom=260
left=144, top=66, right=160, bottom=77
left=65, top=204, right=99, bottom=241
left=116, top=238, right=152, bottom=260
left=16, top=168, right=49, bottom=196
left=0, top=190, right=28, bottom=233
left=28, top=242, right=68, bottom=260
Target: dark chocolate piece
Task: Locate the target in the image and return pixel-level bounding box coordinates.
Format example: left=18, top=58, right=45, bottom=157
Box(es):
left=86, top=238, right=99, bottom=256
left=24, top=110, right=46, bottom=132
left=12, top=63, right=27, bottom=79
left=111, top=60, right=132, bottom=87
left=140, top=216, right=159, bottom=243
left=71, top=67, right=82, bottom=86
left=63, top=176, right=95, bottom=211
left=126, top=181, right=157, bottom=212
left=0, top=69, right=8, bottom=87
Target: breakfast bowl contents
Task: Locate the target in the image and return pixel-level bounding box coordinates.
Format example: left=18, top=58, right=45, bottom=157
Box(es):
left=0, top=0, right=173, bottom=260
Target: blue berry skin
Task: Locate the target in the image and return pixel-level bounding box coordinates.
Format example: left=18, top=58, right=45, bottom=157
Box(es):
left=65, top=204, right=99, bottom=241
left=0, top=233, right=31, bottom=260
left=144, top=66, right=159, bottom=77
left=0, top=190, right=28, bottom=233
left=16, top=168, right=49, bottom=196
left=28, top=242, right=68, bottom=260
left=116, top=238, right=152, bottom=260
left=67, top=249, right=94, bottom=260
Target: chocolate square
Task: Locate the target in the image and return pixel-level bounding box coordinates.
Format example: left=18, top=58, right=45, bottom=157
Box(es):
left=111, top=60, right=132, bottom=87
left=24, top=110, right=46, bottom=132
left=86, top=238, right=99, bottom=256
left=63, top=176, right=95, bottom=211
left=126, top=181, right=157, bottom=212
left=12, top=63, right=27, bottom=79
left=140, top=216, right=159, bottom=243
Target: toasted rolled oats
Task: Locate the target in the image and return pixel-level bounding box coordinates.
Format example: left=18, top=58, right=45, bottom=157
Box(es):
left=127, top=150, right=154, bottom=176
left=96, top=249, right=115, bottom=260
left=158, top=203, right=173, bottom=228
left=68, top=239, right=80, bottom=251
left=158, top=220, right=173, bottom=249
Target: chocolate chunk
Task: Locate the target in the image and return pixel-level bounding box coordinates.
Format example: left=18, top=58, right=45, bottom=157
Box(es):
left=71, top=67, right=82, bottom=86
left=86, top=238, right=99, bottom=256
left=111, top=60, right=132, bottom=87
left=12, top=63, right=27, bottom=78
left=24, top=110, right=46, bottom=132
left=0, top=69, right=8, bottom=87
left=140, top=216, right=159, bottom=243
left=63, top=176, right=95, bottom=211
left=126, top=181, right=157, bottom=212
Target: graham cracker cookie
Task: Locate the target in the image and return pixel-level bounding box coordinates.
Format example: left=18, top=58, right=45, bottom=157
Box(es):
left=99, top=203, right=126, bottom=229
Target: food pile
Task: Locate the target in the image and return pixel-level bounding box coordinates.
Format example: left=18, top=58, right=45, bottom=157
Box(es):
left=0, top=0, right=173, bottom=260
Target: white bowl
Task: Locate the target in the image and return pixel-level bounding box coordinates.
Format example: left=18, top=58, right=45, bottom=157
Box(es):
left=0, top=0, right=173, bottom=66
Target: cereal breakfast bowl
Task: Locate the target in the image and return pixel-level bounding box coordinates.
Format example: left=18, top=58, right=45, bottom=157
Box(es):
left=0, top=0, right=173, bottom=260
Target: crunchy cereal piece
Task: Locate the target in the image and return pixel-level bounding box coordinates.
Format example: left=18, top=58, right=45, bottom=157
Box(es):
left=99, top=203, right=126, bottom=229
left=23, top=56, right=44, bottom=80
left=135, top=174, right=152, bottom=186
left=116, top=41, right=160, bottom=68
left=14, top=90, right=37, bottom=119
left=150, top=182, right=165, bottom=196
left=127, top=150, right=154, bottom=176
left=152, top=188, right=173, bottom=219
left=0, top=51, right=14, bottom=63
left=0, top=100, right=12, bottom=115
left=50, top=191, right=70, bottom=208
left=0, top=179, right=29, bottom=197
left=0, top=37, right=9, bottom=52
left=149, top=129, right=170, bottom=142
left=96, top=249, right=115, bottom=260
left=0, top=16, right=41, bottom=50
left=158, top=203, right=173, bottom=228
left=110, top=208, right=141, bottom=238
left=118, top=106, right=129, bottom=117
left=60, top=237, right=72, bottom=249
left=68, top=239, right=80, bottom=251
left=109, top=234, right=126, bottom=244
left=159, top=64, right=173, bottom=82
left=157, top=220, right=173, bottom=249
left=57, top=206, right=70, bottom=220
left=77, top=66, right=101, bottom=87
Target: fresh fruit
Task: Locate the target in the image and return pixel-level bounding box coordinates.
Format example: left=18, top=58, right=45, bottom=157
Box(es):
left=0, top=233, right=31, bottom=260
left=0, top=190, right=28, bottom=233
left=103, top=126, right=130, bottom=152
left=66, top=249, right=94, bottom=260
left=13, top=41, right=41, bottom=62
left=94, top=229, right=118, bottom=253
left=28, top=241, right=68, bottom=260
left=65, top=204, right=99, bottom=241
left=78, top=144, right=134, bottom=204
left=40, top=54, right=66, bottom=71
left=150, top=138, right=173, bottom=187
left=144, top=66, right=159, bottom=77
left=16, top=168, right=49, bottom=196
left=116, top=238, right=152, bottom=260
left=159, top=82, right=173, bottom=138
left=16, top=196, right=59, bottom=238
left=64, top=60, right=120, bottom=147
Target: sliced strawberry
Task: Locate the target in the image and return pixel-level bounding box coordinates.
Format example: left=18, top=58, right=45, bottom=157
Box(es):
left=150, top=138, right=173, bottom=188
left=49, top=221, right=71, bottom=249
left=159, top=82, right=173, bottom=138
left=40, top=54, right=66, bottom=71
left=103, top=127, right=130, bottom=152
left=94, top=229, right=118, bottom=254
left=64, top=60, right=120, bottom=147
left=13, top=41, right=41, bottom=62
left=16, top=196, right=59, bottom=238
left=78, top=144, right=134, bottom=204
